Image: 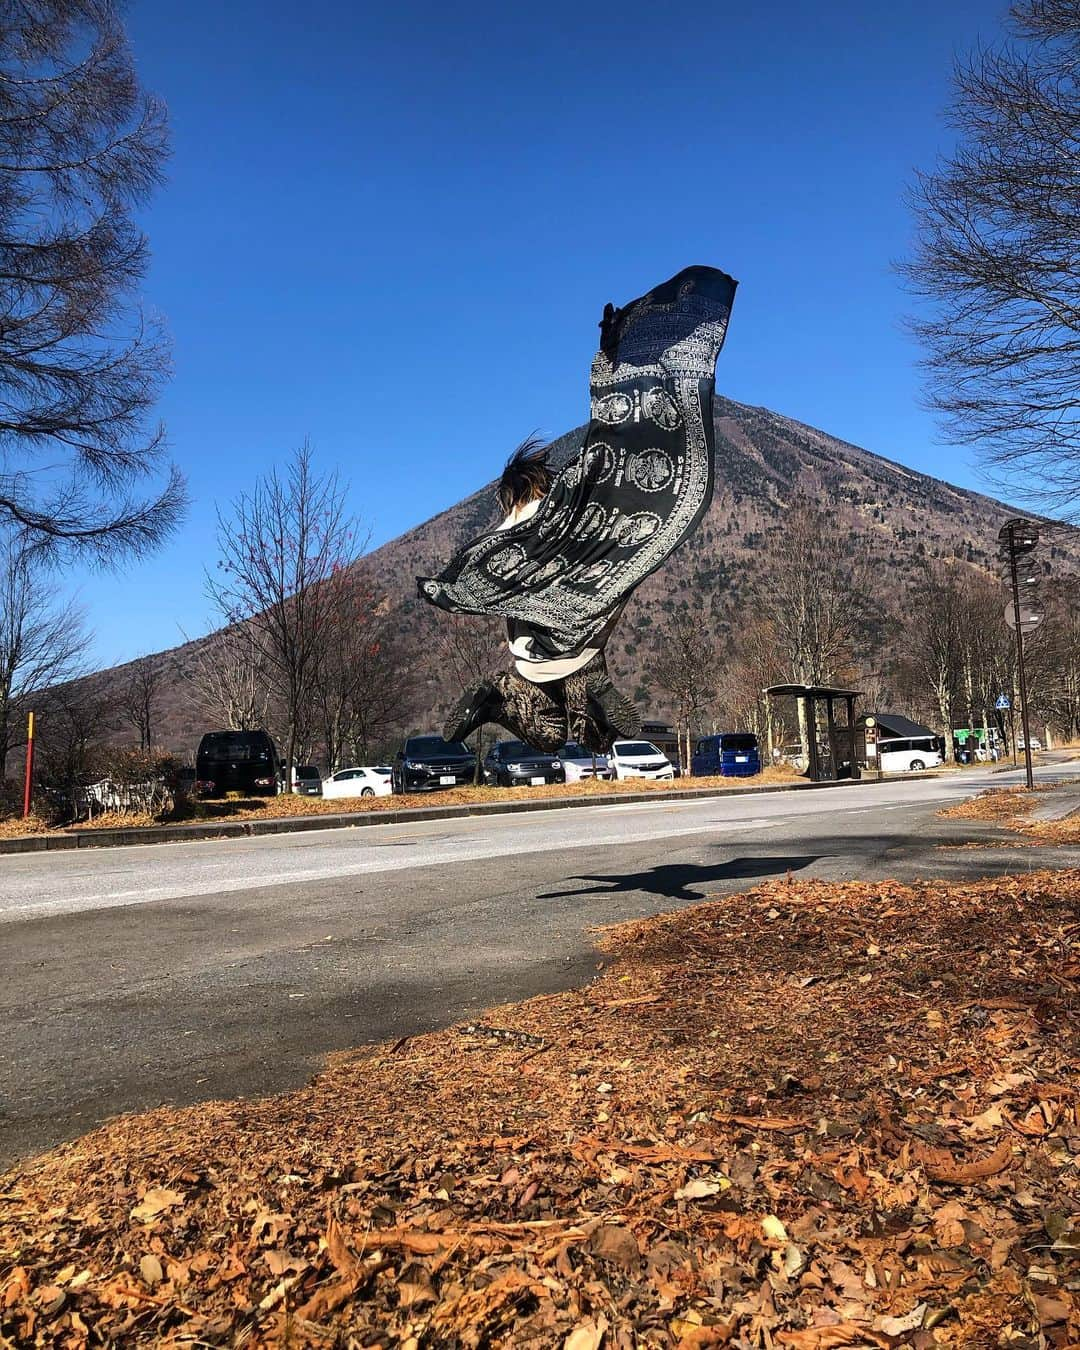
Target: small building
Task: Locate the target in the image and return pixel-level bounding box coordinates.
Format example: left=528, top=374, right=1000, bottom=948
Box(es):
left=860, top=712, right=940, bottom=767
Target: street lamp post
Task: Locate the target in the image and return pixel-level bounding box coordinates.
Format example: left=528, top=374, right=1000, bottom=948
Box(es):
left=997, top=519, right=1041, bottom=791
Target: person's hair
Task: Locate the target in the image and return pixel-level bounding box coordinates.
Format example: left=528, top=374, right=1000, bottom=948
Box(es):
left=497, top=437, right=552, bottom=515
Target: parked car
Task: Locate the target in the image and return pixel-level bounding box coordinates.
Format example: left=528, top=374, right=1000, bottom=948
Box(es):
left=195, top=729, right=279, bottom=797
left=609, top=740, right=675, bottom=781
left=483, top=740, right=565, bottom=787
left=1017, top=736, right=1043, bottom=752
left=691, top=732, right=761, bottom=778
left=392, top=736, right=477, bottom=793
left=878, top=737, right=944, bottom=773
left=559, top=742, right=612, bottom=782
left=322, top=766, right=393, bottom=799
left=291, top=764, right=323, bottom=796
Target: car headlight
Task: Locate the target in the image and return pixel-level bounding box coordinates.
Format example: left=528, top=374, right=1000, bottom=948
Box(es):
left=507, top=763, right=524, bottom=772
left=404, top=760, right=425, bottom=770
left=551, top=760, right=561, bottom=769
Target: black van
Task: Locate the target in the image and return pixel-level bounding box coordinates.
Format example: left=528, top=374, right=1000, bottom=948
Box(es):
left=195, top=730, right=280, bottom=797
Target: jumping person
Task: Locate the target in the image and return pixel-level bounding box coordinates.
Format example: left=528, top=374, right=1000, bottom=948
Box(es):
left=418, top=264, right=737, bottom=755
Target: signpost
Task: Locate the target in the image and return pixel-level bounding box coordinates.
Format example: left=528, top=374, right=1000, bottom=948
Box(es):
left=997, top=519, right=1041, bottom=790
left=22, top=710, right=35, bottom=818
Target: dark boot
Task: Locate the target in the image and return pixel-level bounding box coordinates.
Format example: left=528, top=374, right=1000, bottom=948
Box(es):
left=588, top=679, right=641, bottom=739
left=443, top=680, right=497, bottom=743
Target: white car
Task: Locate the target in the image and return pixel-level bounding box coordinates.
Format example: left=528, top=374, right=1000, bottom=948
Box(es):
left=878, top=738, right=944, bottom=773
left=321, top=766, right=393, bottom=799
left=610, top=740, right=675, bottom=781
left=1017, top=737, right=1042, bottom=752
left=559, top=741, right=612, bottom=782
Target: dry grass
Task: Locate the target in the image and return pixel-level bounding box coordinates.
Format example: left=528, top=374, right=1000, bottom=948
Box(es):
left=7, top=765, right=804, bottom=841
left=0, top=813, right=51, bottom=839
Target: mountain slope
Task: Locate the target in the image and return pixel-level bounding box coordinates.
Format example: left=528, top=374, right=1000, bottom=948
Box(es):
left=78, top=396, right=1080, bottom=756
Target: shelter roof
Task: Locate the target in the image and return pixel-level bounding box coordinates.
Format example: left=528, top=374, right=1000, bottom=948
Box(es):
left=864, top=711, right=937, bottom=739
left=764, top=684, right=862, bottom=699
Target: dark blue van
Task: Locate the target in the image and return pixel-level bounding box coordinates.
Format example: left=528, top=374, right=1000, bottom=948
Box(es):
left=691, top=732, right=761, bottom=778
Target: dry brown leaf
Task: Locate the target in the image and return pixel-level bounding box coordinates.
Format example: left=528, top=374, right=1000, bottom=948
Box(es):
left=564, top=1313, right=609, bottom=1349
left=776, top=1325, right=889, bottom=1348
left=919, top=1137, right=1014, bottom=1184
left=129, top=1186, right=183, bottom=1223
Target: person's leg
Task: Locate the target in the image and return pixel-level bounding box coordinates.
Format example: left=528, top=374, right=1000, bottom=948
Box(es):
left=444, top=670, right=567, bottom=753
left=582, top=653, right=641, bottom=739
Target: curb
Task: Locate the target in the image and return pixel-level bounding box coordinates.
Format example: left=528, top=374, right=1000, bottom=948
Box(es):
left=0, top=770, right=956, bottom=856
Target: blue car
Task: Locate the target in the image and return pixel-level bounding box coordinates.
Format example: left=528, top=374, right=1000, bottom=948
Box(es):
left=691, top=732, right=761, bottom=778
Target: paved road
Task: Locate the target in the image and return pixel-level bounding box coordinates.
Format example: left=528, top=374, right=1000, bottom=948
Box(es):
left=2, top=763, right=1077, bottom=1168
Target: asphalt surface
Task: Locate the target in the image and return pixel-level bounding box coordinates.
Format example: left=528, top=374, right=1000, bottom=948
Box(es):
left=2, top=761, right=1078, bottom=1169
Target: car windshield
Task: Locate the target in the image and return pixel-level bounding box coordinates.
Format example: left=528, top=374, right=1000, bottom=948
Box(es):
left=407, top=737, right=470, bottom=756
left=560, top=743, right=593, bottom=758
left=617, top=742, right=660, bottom=756
left=501, top=741, right=543, bottom=757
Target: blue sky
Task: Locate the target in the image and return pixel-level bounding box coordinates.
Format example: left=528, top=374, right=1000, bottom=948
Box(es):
left=74, top=0, right=1010, bottom=668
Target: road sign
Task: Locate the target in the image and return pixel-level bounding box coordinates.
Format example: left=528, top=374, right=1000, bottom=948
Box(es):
left=998, top=517, right=1040, bottom=554
left=1004, top=601, right=1043, bottom=633
left=995, top=694, right=1011, bottom=710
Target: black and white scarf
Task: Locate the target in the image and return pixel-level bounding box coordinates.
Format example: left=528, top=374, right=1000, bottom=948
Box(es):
left=418, top=265, right=737, bottom=661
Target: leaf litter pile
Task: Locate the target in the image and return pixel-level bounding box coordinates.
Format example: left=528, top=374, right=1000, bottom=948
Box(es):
left=939, top=787, right=1080, bottom=848
left=3, top=870, right=1079, bottom=1349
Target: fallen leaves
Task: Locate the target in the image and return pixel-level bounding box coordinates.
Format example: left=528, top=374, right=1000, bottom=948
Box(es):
left=2, top=868, right=1079, bottom=1347
left=128, top=1185, right=183, bottom=1223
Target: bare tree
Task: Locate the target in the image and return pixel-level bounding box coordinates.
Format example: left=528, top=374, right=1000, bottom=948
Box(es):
left=714, top=615, right=788, bottom=755
left=1026, top=577, right=1080, bottom=740
left=0, top=534, right=88, bottom=777
left=186, top=623, right=270, bottom=733
left=651, top=610, right=718, bottom=771
left=0, top=0, right=185, bottom=559
left=310, top=568, right=410, bottom=770
left=35, top=679, right=118, bottom=818
left=207, top=442, right=356, bottom=790
left=902, top=0, right=1080, bottom=511
left=758, top=506, right=871, bottom=755
left=895, top=563, right=1000, bottom=762
left=121, top=655, right=160, bottom=750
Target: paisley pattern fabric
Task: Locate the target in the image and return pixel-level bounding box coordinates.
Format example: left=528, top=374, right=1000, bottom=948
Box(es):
left=417, top=265, right=737, bottom=661
left=478, top=653, right=618, bottom=755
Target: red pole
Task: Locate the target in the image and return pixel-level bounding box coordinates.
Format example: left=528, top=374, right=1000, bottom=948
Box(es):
left=22, top=711, right=35, bottom=818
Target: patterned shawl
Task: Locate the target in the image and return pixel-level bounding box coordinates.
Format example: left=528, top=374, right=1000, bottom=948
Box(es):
left=417, top=265, right=737, bottom=661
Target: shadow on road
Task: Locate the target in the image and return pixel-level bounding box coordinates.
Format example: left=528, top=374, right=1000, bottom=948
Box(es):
left=536, top=855, right=821, bottom=903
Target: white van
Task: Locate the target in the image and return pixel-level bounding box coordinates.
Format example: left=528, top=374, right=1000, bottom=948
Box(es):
left=878, top=737, right=943, bottom=773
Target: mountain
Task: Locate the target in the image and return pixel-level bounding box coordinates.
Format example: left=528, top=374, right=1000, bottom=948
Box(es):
left=72, top=395, right=1080, bottom=758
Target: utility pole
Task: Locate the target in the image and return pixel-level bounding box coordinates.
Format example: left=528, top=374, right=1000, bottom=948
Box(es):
left=998, top=519, right=1042, bottom=791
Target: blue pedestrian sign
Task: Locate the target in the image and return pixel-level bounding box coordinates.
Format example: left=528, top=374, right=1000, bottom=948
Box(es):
left=995, top=693, right=1011, bottom=710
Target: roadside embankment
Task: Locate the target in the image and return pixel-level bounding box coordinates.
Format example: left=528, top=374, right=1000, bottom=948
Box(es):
left=2, top=867, right=1077, bottom=1345
left=0, top=767, right=954, bottom=855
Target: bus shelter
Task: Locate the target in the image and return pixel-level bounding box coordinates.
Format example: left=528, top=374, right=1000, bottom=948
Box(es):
left=764, top=684, right=862, bottom=782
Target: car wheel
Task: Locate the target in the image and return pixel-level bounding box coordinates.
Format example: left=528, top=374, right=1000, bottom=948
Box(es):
left=361, top=787, right=374, bottom=797
left=910, top=759, right=925, bottom=771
